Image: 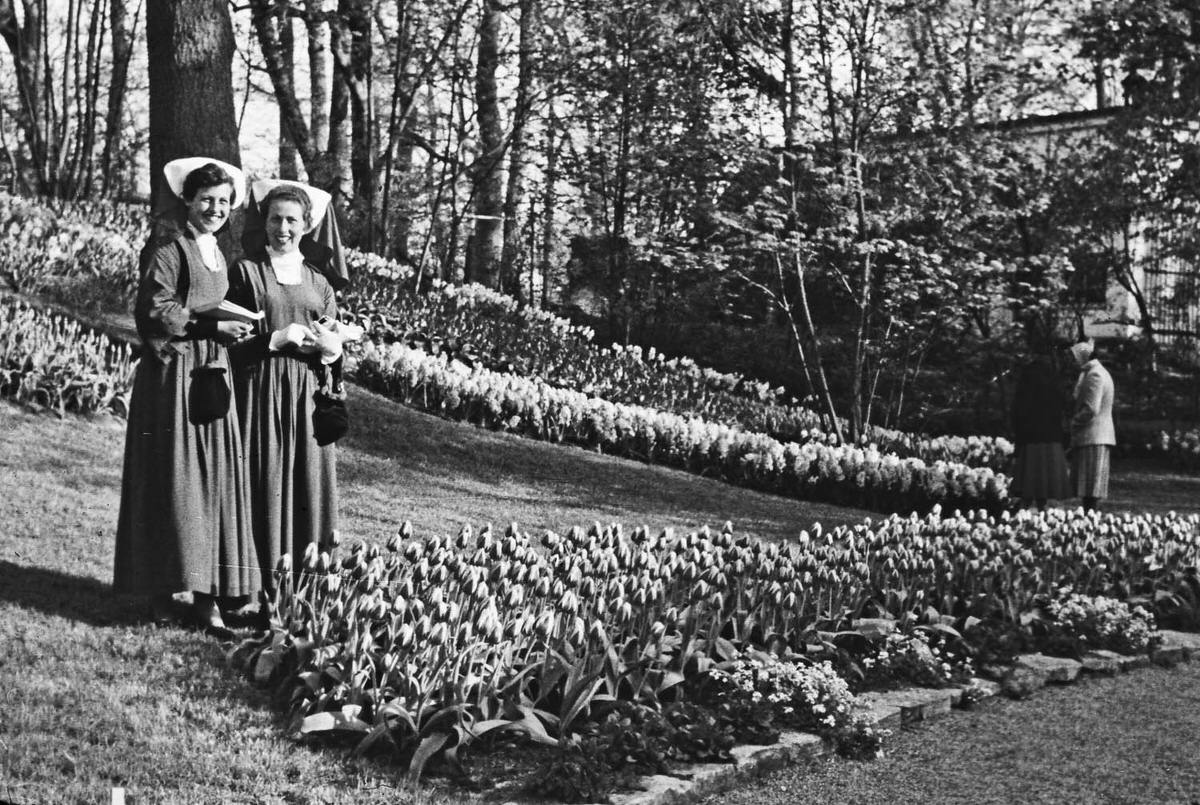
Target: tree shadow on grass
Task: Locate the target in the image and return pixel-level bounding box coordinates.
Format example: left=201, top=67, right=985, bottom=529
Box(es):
left=0, top=560, right=138, bottom=627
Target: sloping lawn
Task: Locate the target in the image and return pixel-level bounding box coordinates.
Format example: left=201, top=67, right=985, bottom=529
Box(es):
left=2, top=384, right=1198, bottom=804
left=0, top=388, right=866, bottom=805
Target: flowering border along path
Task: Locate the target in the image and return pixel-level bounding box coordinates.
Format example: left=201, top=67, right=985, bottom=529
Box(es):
left=532, top=629, right=1200, bottom=805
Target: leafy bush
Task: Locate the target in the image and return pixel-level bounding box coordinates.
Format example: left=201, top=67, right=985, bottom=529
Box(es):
left=1044, top=590, right=1158, bottom=656
left=852, top=628, right=975, bottom=691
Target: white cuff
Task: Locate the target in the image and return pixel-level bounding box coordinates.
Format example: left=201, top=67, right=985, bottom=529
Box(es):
left=319, top=342, right=343, bottom=364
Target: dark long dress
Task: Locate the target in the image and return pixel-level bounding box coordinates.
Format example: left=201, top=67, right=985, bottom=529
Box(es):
left=228, top=255, right=339, bottom=589
left=1010, top=360, right=1071, bottom=502
left=113, top=232, right=259, bottom=598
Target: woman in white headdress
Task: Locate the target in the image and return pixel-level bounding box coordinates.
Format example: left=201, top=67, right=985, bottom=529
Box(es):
left=228, top=180, right=346, bottom=593
left=114, top=158, right=261, bottom=635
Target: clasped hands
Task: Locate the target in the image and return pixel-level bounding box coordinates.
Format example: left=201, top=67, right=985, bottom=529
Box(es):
left=269, top=319, right=343, bottom=363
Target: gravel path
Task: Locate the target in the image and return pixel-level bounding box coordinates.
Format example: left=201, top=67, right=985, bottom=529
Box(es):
left=698, top=662, right=1200, bottom=805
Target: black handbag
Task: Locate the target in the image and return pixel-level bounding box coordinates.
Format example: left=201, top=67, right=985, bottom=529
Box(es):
left=188, top=362, right=231, bottom=425
left=313, top=357, right=349, bottom=446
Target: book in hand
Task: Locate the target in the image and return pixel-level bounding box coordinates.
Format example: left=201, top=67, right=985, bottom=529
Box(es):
left=193, top=299, right=265, bottom=324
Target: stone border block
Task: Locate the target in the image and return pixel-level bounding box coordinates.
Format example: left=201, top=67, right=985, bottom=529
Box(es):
left=856, top=687, right=952, bottom=726
left=1080, top=650, right=1122, bottom=675
left=604, top=733, right=829, bottom=805
left=1015, top=653, right=1082, bottom=683
left=587, top=632, right=1199, bottom=805
left=947, top=677, right=1001, bottom=706
left=1150, top=643, right=1185, bottom=666
left=1118, top=652, right=1152, bottom=672
left=1159, top=629, right=1200, bottom=660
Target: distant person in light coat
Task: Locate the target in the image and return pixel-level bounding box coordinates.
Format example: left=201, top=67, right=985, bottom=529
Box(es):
left=1069, top=338, right=1116, bottom=511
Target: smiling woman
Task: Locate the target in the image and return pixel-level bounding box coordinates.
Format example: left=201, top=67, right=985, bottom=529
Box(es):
left=113, top=157, right=260, bottom=636
left=227, top=181, right=346, bottom=598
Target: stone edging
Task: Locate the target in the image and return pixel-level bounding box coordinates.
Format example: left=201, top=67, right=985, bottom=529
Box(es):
left=568, top=629, right=1200, bottom=805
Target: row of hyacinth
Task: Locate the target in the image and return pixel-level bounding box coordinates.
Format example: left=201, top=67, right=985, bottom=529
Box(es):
left=0, top=190, right=1015, bottom=472
left=233, top=506, right=1198, bottom=779
left=0, top=298, right=137, bottom=415
left=347, top=340, right=1008, bottom=513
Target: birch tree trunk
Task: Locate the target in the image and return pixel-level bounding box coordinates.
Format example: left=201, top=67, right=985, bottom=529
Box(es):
left=500, top=0, right=536, bottom=298
left=466, top=0, right=504, bottom=287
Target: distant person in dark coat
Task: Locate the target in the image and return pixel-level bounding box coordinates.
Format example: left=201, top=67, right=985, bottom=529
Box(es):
left=1010, top=356, right=1071, bottom=509
left=1069, top=338, right=1116, bottom=511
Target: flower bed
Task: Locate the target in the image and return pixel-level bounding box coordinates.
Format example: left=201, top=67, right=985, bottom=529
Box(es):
left=230, top=507, right=1200, bottom=799
left=1, top=191, right=1015, bottom=473
left=348, top=340, right=1008, bottom=513
left=0, top=297, right=137, bottom=415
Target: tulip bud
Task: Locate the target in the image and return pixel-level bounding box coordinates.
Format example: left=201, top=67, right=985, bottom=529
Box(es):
left=399, top=521, right=413, bottom=540
left=302, top=543, right=319, bottom=571
left=456, top=621, right=474, bottom=645
left=428, top=621, right=448, bottom=646
left=617, top=600, right=633, bottom=624
left=559, top=590, right=579, bottom=615
left=485, top=618, right=503, bottom=645
left=534, top=610, right=555, bottom=640
left=277, top=553, right=293, bottom=574
left=567, top=616, right=586, bottom=647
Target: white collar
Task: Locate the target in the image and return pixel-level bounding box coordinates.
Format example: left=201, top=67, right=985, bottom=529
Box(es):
left=187, top=223, right=223, bottom=271
left=267, top=247, right=305, bottom=284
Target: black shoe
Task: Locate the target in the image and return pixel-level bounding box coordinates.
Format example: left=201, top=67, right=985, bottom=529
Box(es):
left=190, top=598, right=235, bottom=641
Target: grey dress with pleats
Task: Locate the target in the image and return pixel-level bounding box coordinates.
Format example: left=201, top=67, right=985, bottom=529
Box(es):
left=113, top=232, right=260, bottom=598
left=228, top=256, right=339, bottom=590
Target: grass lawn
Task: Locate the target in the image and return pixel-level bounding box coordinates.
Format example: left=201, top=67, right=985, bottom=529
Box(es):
left=699, top=661, right=1200, bottom=805
left=2, top=383, right=1198, bottom=804
left=0, top=386, right=866, bottom=805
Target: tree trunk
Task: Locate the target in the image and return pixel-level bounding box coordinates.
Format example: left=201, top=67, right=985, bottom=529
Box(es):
left=0, top=0, right=49, bottom=193
left=782, top=0, right=800, bottom=148
left=338, top=0, right=373, bottom=235
left=146, top=0, right=241, bottom=253
left=306, top=0, right=331, bottom=148
left=466, top=0, right=504, bottom=288
left=249, top=0, right=314, bottom=165
left=101, top=0, right=135, bottom=196
left=326, top=7, right=355, bottom=208
left=500, top=0, right=536, bottom=298
left=278, top=9, right=299, bottom=179
left=540, top=110, right=559, bottom=308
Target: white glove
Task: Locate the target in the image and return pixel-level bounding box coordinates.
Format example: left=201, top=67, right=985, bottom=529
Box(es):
left=269, top=323, right=312, bottom=352
left=332, top=321, right=364, bottom=343
left=309, top=319, right=343, bottom=364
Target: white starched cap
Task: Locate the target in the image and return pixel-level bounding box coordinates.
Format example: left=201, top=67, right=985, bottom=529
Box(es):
left=251, top=178, right=332, bottom=234
left=162, top=157, right=247, bottom=206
